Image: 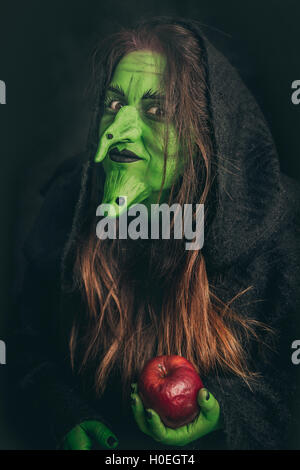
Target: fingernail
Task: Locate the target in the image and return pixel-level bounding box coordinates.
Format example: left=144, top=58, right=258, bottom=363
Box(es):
left=146, top=410, right=152, bottom=420
left=206, top=390, right=210, bottom=401
left=107, top=436, right=117, bottom=447
left=131, top=396, right=136, bottom=406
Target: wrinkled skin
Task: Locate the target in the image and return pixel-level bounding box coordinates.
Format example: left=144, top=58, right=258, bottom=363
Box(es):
left=94, top=50, right=184, bottom=216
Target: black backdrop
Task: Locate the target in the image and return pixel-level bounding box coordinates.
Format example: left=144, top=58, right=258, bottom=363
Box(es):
left=0, top=0, right=299, bottom=449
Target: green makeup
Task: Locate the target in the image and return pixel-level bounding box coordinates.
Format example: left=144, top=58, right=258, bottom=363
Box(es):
left=94, top=51, right=183, bottom=216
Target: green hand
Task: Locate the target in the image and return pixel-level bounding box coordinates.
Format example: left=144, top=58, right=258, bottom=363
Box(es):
left=61, top=420, right=118, bottom=450
left=131, top=383, right=221, bottom=447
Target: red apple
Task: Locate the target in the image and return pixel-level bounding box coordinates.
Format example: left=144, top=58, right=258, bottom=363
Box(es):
left=138, top=355, right=204, bottom=429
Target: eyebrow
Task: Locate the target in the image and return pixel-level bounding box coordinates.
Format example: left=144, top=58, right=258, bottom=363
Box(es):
left=107, top=85, right=165, bottom=101
left=107, top=84, right=125, bottom=97
left=142, top=88, right=165, bottom=101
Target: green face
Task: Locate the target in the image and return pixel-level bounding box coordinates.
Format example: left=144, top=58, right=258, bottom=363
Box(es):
left=94, top=50, right=183, bottom=216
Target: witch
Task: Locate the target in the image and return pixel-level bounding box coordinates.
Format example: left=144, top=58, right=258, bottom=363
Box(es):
left=14, top=17, right=300, bottom=450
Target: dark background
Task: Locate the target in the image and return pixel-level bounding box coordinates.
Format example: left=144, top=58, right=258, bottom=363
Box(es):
left=0, top=0, right=299, bottom=449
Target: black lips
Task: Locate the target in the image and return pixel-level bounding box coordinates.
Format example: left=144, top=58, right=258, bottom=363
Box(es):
left=109, top=148, right=142, bottom=163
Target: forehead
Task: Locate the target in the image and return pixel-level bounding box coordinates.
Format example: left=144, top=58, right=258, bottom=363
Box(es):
left=110, top=51, right=166, bottom=93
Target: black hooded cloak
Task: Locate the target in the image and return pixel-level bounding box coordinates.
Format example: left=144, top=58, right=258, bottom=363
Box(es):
left=11, top=17, right=300, bottom=450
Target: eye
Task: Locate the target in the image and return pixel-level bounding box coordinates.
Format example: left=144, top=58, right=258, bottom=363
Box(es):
left=106, top=99, right=124, bottom=112
left=146, top=105, right=165, bottom=119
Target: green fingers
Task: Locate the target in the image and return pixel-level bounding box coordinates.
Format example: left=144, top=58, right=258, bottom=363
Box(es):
left=196, top=388, right=221, bottom=427
left=144, top=408, right=169, bottom=442
left=62, top=420, right=118, bottom=450
left=131, top=383, right=151, bottom=437
left=131, top=382, right=221, bottom=447
left=130, top=382, right=172, bottom=444
left=81, top=420, right=118, bottom=449
left=62, top=424, right=93, bottom=450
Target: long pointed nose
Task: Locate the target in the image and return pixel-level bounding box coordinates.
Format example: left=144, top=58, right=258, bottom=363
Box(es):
left=94, top=106, right=142, bottom=163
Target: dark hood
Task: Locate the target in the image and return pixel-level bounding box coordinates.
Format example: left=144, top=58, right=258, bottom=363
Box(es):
left=60, top=16, right=300, bottom=291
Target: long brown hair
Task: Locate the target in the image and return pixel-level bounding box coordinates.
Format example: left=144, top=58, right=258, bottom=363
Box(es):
left=69, top=21, right=267, bottom=402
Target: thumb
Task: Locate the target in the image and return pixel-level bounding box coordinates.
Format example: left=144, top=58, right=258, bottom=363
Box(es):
left=197, top=388, right=220, bottom=419
left=80, top=420, right=118, bottom=449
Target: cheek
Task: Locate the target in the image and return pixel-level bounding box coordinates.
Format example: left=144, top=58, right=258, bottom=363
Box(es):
left=143, top=123, right=179, bottom=159
left=99, top=114, right=114, bottom=137
left=145, top=158, right=181, bottom=190
left=142, top=124, right=164, bottom=161
left=143, top=125, right=182, bottom=188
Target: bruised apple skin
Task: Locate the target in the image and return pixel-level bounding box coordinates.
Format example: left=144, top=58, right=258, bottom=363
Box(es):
left=138, top=355, right=204, bottom=429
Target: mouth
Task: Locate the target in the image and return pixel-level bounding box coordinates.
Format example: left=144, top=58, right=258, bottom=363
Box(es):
left=109, top=148, right=143, bottom=163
